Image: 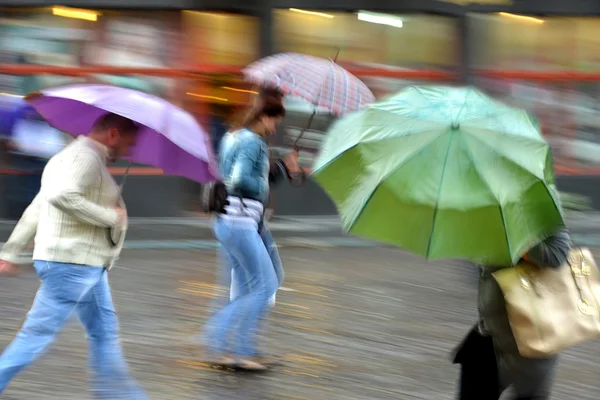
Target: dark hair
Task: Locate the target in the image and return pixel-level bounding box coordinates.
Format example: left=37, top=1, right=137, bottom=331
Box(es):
left=258, top=87, right=284, bottom=100
left=230, top=96, right=286, bottom=131
left=93, top=113, right=139, bottom=135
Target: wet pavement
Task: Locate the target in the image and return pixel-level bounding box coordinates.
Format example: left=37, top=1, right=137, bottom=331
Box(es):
left=1, top=244, right=600, bottom=399
left=0, top=217, right=344, bottom=243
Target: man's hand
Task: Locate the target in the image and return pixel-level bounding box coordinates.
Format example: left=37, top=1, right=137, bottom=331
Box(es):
left=282, top=150, right=301, bottom=174
left=113, top=207, right=127, bottom=228
left=0, top=260, right=19, bottom=277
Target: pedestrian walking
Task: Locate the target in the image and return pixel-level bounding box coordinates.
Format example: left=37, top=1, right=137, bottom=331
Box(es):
left=453, top=229, right=571, bottom=400
left=203, top=97, right=299, bottom=371
left=308, top=85, right=576, bottom=399
left=229, top=87, right=285, bottom=308
left=0, top=113, right=148, bottom=399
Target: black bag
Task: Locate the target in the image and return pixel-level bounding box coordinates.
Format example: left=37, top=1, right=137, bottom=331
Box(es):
left=200, top=181, right=229, bottom=214
left=453, top=325, right=500, bottom=400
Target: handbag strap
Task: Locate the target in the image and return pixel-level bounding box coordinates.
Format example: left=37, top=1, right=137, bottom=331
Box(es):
left=567, top=248, right=596, bottom=315
left=520, top=249, right=587, bottom=300
left=236, top=195, right=265, bottom=233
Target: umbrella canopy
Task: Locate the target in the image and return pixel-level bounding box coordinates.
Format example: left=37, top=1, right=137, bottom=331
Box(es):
left=25, top=84, right=219, bottom=183
left=243, top=52, right=375, bottom=116
left=312, top=86, right=565, bottom=266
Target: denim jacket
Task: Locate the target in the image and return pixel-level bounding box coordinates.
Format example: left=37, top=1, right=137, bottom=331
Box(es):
left=219, top=128, right=288, bottom=205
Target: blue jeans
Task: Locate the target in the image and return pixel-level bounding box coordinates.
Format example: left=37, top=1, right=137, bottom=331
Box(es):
left=230, top=225, right=283, bottom=302
left=205, top=217, right=278, bottom=357
left=0, top=261, right=147, bottom=399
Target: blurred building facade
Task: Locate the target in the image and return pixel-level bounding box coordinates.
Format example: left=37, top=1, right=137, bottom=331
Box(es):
left=2, top=0, right=600, bottom=217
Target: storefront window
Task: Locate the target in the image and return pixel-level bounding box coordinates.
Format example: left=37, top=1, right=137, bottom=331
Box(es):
left=273, top=9, right=458, bottom=69
left=471, top=14, right=600, bottom=71
left=0, top=8, right=182, bottom=97
left=0, top=8, right=94, bottom=94
left=182, top=11, right=259, bottom=67
left=471, top=14, right=600, bottom=174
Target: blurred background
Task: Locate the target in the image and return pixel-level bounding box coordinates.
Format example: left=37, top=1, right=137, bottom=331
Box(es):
left=5, top=3, right=600, bottom=399
left=1, top=1, right=600, bottom=219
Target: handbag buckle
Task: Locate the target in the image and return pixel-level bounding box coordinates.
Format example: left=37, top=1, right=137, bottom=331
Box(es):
left=581, top=263, right=592, bottom=276
left=578, top=299, right=596, bottom=316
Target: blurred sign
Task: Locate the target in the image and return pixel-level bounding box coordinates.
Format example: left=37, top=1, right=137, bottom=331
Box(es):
left=478, top=77, right=600, bottom=174
left=0, top=11, right=89, bottom=95
left=83, top=14, right=181, bottom=100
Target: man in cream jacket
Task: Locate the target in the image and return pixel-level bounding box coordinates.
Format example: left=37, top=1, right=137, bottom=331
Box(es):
left=0, top=113, right=148, bottom=399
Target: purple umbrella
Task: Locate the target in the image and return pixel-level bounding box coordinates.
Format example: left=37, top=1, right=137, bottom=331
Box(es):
left=25, top=84, right=220, bottom=183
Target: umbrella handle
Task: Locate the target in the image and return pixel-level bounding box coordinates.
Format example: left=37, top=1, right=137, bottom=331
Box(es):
left=289, top=168, right=307, bottom=187
left=286, top=146, right=306, bottom=187
left=288, top=109, right=315, bottom=187
left=292, top=110, right=316, bottom=148
left=118, top=161, right=131, bottom=199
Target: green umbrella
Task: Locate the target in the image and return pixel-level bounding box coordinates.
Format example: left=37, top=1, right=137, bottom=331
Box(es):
left=312, top=86, right=565, bottom=266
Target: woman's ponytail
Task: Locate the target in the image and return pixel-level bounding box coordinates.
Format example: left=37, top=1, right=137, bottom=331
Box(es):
left=229, top=87, right=285, bottom=131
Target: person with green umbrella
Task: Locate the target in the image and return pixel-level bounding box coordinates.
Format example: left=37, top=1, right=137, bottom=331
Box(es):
left=311, top=86, right=571, bottom=399
left=453, top=228, right=570, bottom=400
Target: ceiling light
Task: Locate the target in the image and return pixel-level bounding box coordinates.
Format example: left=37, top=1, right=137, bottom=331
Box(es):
left=289, top=8, right=334, bottom=19
left=357, top=11, right=403, bottom=28
left=498, top=12, right=544, bottom=24
left=52, top=6, right=100, bottom=22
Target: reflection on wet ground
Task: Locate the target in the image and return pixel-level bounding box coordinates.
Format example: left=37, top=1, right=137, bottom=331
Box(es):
left=0, top=247, right=599, bottom=399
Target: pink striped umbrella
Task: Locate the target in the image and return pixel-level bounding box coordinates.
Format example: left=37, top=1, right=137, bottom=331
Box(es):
left=243, top=53, right=375, bottom=116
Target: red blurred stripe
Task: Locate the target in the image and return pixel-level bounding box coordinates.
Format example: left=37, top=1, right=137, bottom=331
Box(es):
left=0, top=64, right=456, bottom=80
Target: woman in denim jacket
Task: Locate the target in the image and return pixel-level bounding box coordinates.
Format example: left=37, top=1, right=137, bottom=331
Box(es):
left=204, top=98, right=298, bottom=370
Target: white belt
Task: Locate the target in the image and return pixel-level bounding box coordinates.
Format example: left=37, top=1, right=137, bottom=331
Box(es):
left=220, top=196, right=264, bottom=229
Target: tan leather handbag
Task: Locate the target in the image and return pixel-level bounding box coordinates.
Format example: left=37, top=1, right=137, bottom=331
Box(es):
left=493, top=248, right=600, bottom=358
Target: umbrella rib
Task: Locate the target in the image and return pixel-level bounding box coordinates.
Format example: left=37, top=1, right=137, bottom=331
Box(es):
left=367, top=106, right=456, bottom=129
left=342, top=129, right=446, bottom=234
left=454, top=87, right=475, bottom=123
left=466, top=131, right=547, bottom=178
left=314, top=126, right=444, bottom=174
left=424, top=129, right=453, bottom=259
left=461, top=135, right=514, bottom=263
left=411, top=86, right=435, bottom=106
left=463, top=110, right=544, bottom=141
left=464, top=134, right=564, bottom=263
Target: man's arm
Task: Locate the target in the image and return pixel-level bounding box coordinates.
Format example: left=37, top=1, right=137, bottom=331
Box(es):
left=0, top=194, right=42, bottom=263
left=525, top=228, right=571, bottom=268
left=45, top=152, right=119, bottom=228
